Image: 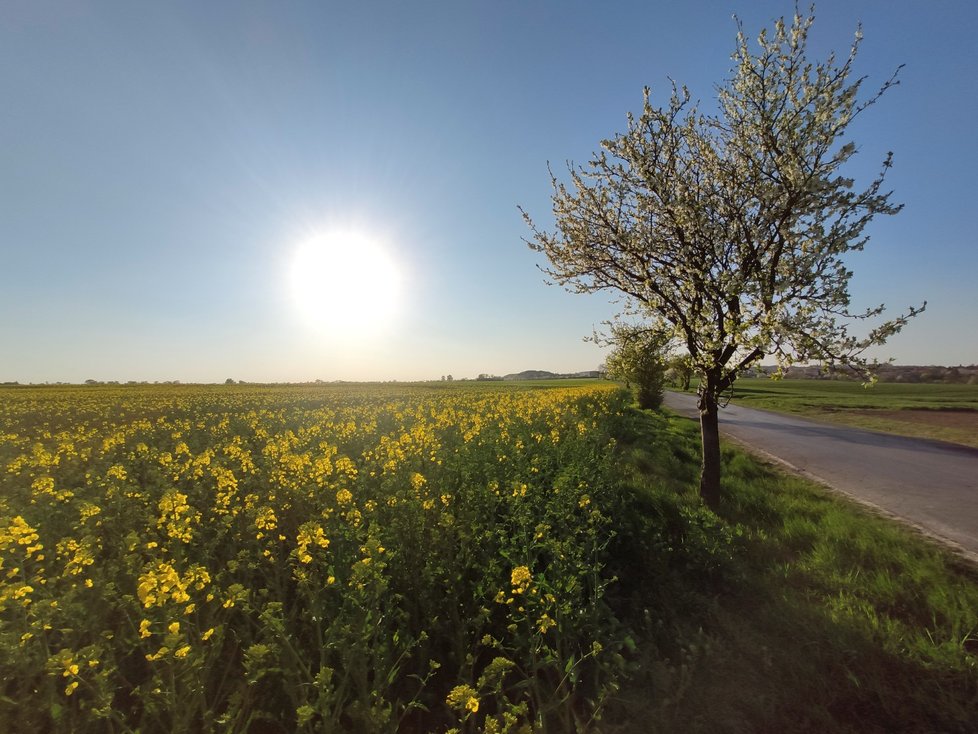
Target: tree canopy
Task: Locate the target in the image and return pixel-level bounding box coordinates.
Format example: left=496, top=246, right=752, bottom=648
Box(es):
left=523, top=8, right=923, bottom=507
left=602, top=323, right=671, bottom=410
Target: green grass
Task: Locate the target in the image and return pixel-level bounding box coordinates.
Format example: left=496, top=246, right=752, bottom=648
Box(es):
left=608, top=405, right=978, bottom=732
left=728, top=377, right=978, bottom=411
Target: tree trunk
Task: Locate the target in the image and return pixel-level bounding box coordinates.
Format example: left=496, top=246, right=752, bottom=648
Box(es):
left=698, top=388, right=722, bottom=510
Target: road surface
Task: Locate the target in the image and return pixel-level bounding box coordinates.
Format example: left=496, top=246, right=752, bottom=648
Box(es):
left=662, top=391, right=978, bottom=559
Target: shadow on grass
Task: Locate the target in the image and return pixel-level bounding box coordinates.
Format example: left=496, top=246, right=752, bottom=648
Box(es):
left=607, top=406, right=978, bottom=733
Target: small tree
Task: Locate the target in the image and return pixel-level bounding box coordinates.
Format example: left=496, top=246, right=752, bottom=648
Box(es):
left=523, top=8, right=923, bottom=508
left=666, top=354, right=693, bottom=391
left=603, top=323, right=670, bottom=409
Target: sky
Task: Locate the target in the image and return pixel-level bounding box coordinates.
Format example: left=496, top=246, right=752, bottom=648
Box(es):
left=2, top=1, right=976, bottom=383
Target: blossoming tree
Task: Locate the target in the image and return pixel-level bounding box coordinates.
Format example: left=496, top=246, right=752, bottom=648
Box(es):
left=522, top=9, right=924, bottom=508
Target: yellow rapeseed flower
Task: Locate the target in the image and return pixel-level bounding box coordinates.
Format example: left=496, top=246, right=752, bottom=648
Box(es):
left=446, top=684, right=479, bottom=715
left=157, top=490, right=200, bottom=543
left=510, top=566, right=532, bottom=594
left=145, top=646, right=169, bottom=662
left=295, top=522, right=330, bottom=564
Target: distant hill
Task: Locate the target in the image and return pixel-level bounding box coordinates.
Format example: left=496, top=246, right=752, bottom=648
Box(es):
left=502, top=370, right=602, bottom=381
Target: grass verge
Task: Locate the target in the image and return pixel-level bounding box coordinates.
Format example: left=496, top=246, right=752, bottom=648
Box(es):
left=607, top=405, right=978, bottom=733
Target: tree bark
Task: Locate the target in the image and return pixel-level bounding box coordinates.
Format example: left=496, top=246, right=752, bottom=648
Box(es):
left=698, top=388, right=722, bottom=510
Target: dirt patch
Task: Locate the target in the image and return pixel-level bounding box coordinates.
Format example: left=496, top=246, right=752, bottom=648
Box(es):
left=862, top=409, right=978, bottom=431
left=810, top=407, right=978, bottom=449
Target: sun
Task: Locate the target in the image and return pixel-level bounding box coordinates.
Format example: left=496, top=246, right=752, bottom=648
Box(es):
left=289, top=230, right=402, bottom=340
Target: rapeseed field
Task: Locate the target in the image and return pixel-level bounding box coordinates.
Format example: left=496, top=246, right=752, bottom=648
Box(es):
left=0, top=382, right=634, bottom=732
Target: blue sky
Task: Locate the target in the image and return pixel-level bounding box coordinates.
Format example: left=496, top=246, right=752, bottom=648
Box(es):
left=2, top=1, right=975, bottom=383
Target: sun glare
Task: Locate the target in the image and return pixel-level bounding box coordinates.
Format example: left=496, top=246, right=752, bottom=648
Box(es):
left=289, top=230, right=402, bottom=340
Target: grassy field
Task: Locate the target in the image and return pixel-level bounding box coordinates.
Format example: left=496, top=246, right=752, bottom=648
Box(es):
left=2, top=382, right=976, bottom=732
left=725, top=378, right=978, bottom=448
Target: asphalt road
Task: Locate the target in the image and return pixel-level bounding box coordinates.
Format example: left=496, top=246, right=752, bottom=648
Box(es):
left=662, top=391, right=978, bottom=559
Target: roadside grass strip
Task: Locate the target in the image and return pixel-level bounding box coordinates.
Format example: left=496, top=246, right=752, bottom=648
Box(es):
left=625, top=407, right=978, bottom=733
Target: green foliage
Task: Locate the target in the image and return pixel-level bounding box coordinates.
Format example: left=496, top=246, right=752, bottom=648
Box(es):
left=665, top=355, right=693, bottom=391
left=603, top=324, right=670, bottom=410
